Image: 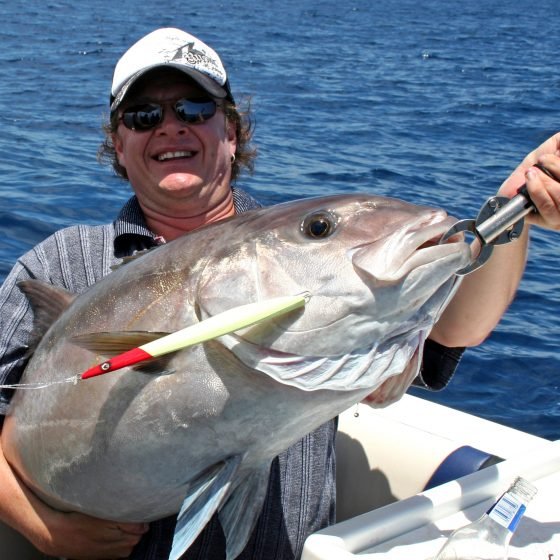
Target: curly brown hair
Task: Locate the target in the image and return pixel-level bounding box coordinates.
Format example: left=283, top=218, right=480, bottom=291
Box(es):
left=97, top=97, right=257, bottom=183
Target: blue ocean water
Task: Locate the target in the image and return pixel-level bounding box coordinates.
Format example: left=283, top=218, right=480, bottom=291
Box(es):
left=1, top=0, right=559, bottom=438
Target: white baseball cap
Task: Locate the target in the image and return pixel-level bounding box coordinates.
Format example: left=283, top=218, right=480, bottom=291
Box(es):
left=110, top=28, right=233, bottom=112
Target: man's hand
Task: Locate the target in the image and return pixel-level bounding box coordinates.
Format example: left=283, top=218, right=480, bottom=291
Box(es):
left=363, top=352, right=419, bottom=406
left=34, top=508, right=149, bottom=559
left=0, top=434, right=148, bottom=560
left=499, top=133, right=560, bottom=231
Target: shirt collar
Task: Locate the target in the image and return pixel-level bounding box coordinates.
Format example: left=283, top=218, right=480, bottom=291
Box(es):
left=113, top=188, right=263, bottom=258
left=113, top=196, right=155, bottom=258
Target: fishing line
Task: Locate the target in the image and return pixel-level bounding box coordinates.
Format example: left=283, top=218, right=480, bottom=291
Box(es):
left=0, top=376, right=79, bottom=390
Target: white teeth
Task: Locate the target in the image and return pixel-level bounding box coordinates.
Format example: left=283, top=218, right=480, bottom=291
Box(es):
left=157, top=151, right=193, bottom=162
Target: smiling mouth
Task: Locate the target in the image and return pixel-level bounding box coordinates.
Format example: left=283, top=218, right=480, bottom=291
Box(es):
left=157, top=151, right=194, bottom=162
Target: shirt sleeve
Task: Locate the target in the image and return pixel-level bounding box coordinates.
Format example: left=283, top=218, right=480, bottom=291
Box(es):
left=0, top=223, right=117, bottom=419
left=413, top=338, right=465, bottom=391
left=0, top=257, right=45, bottom=416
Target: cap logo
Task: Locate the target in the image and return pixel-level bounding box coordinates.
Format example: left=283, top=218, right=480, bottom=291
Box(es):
left=160, top=41, right=224, bottom=83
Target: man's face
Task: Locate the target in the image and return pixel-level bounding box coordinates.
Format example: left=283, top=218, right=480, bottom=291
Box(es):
left=112, top=70, right=237, bottom=212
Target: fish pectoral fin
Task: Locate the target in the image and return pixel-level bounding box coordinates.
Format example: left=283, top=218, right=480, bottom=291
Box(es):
left=70, top=331, right=170, bottom=356
left=218, top=463, right=271, bottom=560
left=169, top=455, right=242, bottom=560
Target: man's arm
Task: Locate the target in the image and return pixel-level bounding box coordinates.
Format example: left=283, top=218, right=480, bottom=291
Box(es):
left=431, top=133, right=560, bottom=348
left=0, top=434, right=147, bottom=559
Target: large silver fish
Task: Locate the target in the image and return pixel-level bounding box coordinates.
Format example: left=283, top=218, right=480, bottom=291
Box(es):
left=1, top=194, right=470, bottom=559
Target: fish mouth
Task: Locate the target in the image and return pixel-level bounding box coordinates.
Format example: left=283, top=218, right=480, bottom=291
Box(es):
left=352, top=212, right=470, bottom=282
left=400, top=214, right=468, bottom=271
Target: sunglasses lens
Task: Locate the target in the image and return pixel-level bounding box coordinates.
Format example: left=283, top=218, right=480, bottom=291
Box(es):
left=175, top=98, right=217, bottom=124
left=122, top=104, right=162, bottom=130
left=120, top=99, right=217, bottom=131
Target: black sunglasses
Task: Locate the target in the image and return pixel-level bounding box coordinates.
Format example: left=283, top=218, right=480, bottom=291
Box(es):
left=119, top=97, right=218, bottom=131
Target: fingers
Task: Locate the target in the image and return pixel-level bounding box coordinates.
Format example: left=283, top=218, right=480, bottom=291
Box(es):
left=537, top=153, right=560, bottom=180
left=115, top=521, right=150, bottom=536
left=362, top=353, right=419, bottom=406
left=499, top=132, right=560, bottom=197
left=42, top=511, right=149, bottom=559
left=520, top=133, right=560, bottom=169
left=526, top=173, right=560, bottom=230
left=497, top=132, right=560, bottom=231
left=523, top=161, right=560, bottom=230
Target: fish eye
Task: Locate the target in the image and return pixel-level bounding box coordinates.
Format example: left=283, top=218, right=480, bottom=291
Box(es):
left=301, top=210, right=338, bottom=239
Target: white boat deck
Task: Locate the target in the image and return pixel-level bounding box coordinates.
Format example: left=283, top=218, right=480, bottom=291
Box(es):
left=336, top=393, right=546, bottom=520
left=305, top=395, right=558, bottom=559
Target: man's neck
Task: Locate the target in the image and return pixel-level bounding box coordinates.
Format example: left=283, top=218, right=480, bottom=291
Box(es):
left=139, top=190, right=236, bottom=242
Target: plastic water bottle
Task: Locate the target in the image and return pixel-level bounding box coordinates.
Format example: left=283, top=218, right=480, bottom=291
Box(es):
left=434, top=476, right=537, bottom=560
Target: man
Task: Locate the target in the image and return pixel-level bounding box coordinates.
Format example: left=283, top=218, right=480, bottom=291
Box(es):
left=0, top=27, right=558, bottom=559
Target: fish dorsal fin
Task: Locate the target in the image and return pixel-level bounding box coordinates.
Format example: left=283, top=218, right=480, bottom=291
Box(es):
left=218, top=463, right=271, bottom=560
left=109, top=248, right=156, bottom=271
left=17, top=280, right=76, bottom=349
left=71, top=331, right=170, bottom=356
left=170, top=455, right=242, bottom=560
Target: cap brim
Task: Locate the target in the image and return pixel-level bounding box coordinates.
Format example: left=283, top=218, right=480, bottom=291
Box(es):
left=110, top=64, right=232, bottom=113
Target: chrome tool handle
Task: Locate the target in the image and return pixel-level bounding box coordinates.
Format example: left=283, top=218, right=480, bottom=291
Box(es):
left=440, top=163, right=552, bottom=275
